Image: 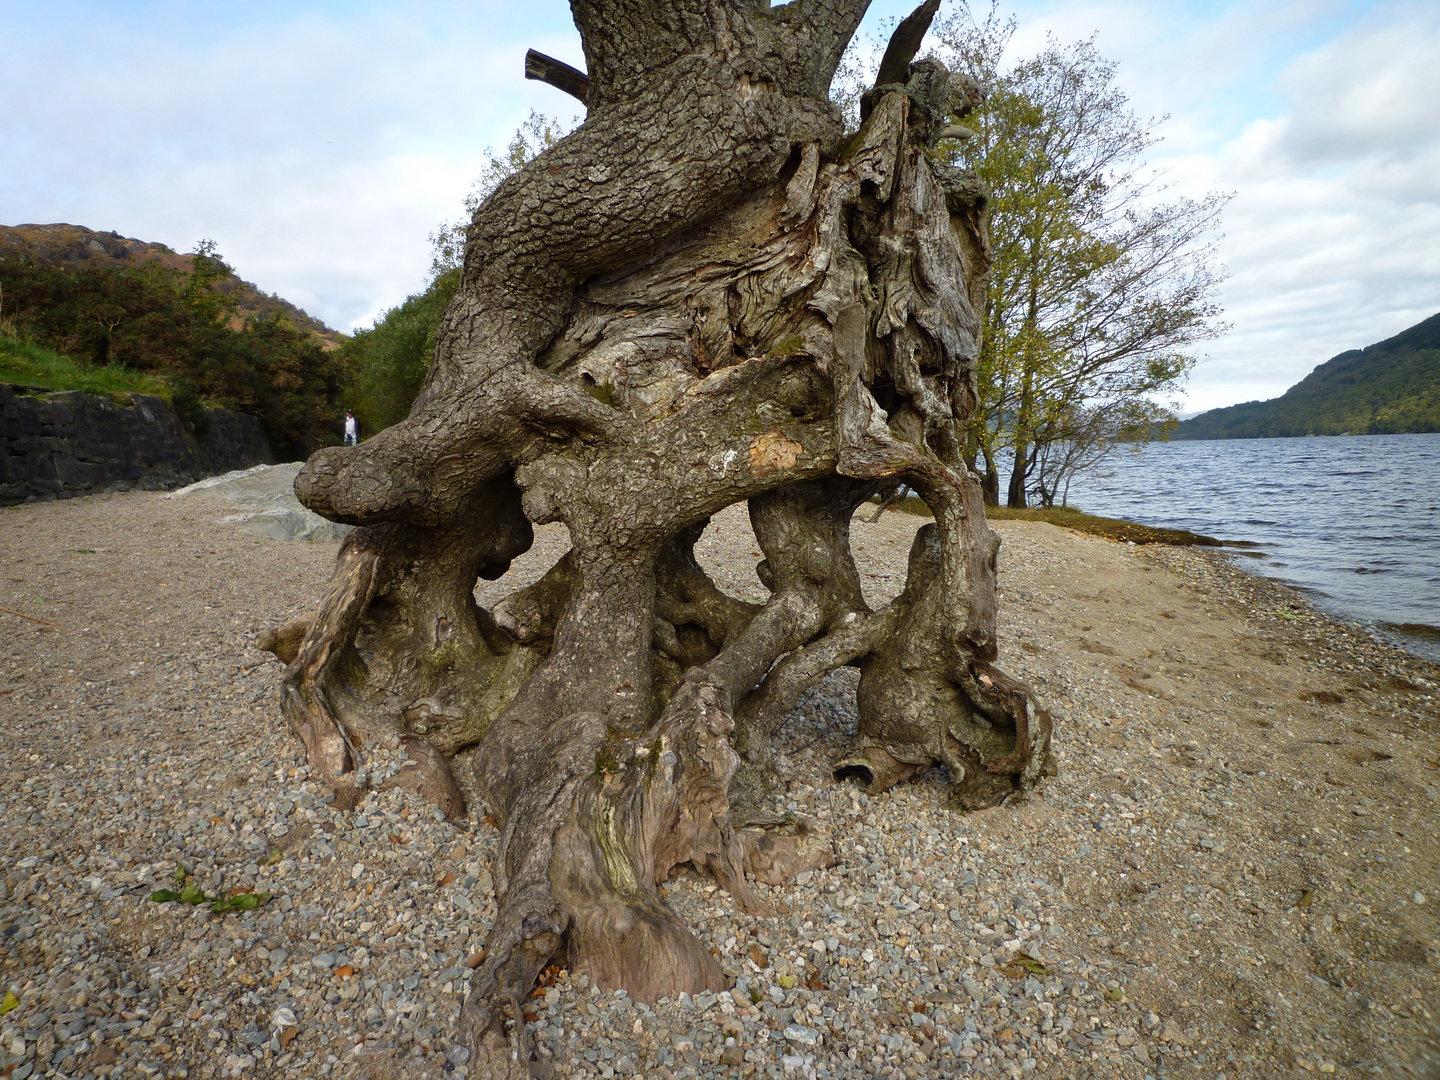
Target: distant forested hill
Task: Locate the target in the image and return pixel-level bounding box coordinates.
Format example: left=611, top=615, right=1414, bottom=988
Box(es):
left=0, top=224, right=343, bottom=347
left=0, top=223, right=348, bottom=457
left=1175, top=312, right=1440, bottom=440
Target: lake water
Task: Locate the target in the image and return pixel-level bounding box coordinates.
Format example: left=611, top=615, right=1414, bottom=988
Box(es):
left=1063, top=432, right=1440, bottom=661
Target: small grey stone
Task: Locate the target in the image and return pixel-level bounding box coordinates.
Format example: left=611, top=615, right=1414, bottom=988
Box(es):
left=784, top=1023, right=821, bottom=1046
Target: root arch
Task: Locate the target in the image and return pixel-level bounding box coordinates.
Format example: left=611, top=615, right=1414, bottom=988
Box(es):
left=263, top=2, right=1054, bottom=1071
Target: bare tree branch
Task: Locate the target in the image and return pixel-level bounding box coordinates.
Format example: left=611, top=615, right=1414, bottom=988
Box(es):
left=874, top=0, right=941, bottom=86
left=524, top=49, right=590, bottom=104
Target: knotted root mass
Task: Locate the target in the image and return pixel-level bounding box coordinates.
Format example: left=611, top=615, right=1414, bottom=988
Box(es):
left=261, top=1, right=1052, bottom=1071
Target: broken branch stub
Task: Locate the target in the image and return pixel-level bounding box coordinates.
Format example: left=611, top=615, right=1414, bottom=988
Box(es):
left=267, top=0, right=1051, bottom=1070
left=524, top=49, right=590, bottom=105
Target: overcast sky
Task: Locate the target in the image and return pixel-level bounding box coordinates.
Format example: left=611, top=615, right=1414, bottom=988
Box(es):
left=4, top=0, right=1437, bottom=412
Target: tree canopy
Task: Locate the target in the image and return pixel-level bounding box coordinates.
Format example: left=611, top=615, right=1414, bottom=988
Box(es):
left=932, top=8, right=1228, bottom=505
left=341, top=268, right=461, bottom=436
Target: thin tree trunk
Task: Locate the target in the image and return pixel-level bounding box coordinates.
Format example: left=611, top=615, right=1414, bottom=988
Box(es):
left=1007, top=229, right=1046, bottom=508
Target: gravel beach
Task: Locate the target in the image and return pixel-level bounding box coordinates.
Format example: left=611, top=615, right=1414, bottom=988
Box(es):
left=1, top=490, right=1437, bottom=1080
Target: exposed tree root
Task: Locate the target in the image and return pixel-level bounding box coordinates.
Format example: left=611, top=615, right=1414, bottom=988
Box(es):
left=267, top=4, right=1060, bottom=1072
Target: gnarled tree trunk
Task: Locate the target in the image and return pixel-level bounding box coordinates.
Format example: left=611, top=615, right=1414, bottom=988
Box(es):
left=263, top=1, right=1053, bottom=1072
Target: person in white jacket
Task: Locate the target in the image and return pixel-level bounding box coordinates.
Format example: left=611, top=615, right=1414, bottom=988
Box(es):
left=344, top=410, right=359, bottom=446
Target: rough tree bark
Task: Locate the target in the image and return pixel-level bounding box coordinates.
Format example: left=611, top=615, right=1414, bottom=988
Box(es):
left=263, top=1, right=1053, bottom=1073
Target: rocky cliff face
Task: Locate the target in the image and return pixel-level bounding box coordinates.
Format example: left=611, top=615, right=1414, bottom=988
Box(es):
left=0, top=384, right=275, bottom=505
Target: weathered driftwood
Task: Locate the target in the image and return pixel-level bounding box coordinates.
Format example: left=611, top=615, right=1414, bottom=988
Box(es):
left=263, top=1, right=1052, bottom=1071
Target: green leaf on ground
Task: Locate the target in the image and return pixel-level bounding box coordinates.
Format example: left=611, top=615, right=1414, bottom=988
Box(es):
left=211, top=892, right=269, bottom=914
left=150, top=884, right=274, bottom=914
left=1000, top=952, right=1051, bottom=979
left=1, top=990, right=18, bottom=1014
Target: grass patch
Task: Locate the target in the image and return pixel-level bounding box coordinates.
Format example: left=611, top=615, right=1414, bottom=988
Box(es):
left=0, top=332, right=169, bottom=399
left=890, top=495, right=934, bottom=517
left=985, top=505, right=1222, bottom=546
left=882, top=496, right=1221, bottom=546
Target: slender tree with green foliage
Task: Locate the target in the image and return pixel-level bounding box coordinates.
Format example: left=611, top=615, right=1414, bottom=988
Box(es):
left=182, top=239, right=235, bottom=324
left=932, top=8, right=1228, bottom=506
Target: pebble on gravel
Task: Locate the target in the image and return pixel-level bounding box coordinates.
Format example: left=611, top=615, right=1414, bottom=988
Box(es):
left=1, top=492, right=1437, bottom=1080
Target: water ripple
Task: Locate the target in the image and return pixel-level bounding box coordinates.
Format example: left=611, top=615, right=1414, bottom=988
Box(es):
left=1067, top=432, right=1440, bottom=661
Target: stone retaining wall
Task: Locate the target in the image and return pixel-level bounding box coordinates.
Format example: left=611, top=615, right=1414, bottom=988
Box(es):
left=0, top=383, right=275, bottom=505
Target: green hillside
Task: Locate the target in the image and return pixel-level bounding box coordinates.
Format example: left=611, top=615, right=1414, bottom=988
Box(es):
left=0, top=224, right=344, bottom=347
left=1, top=227, right=348, bottom=457
left=1175, top=312, right=1440, bottom=440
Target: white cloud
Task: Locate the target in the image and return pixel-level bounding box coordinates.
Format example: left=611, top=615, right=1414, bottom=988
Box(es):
left=0, top=1, right=584, bottom=331
left=1279, top=14, right=1440, bottom=162
left=1164, top=5, right=1440, bottom=410
left=5, top=0, right=1438, bottom=386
